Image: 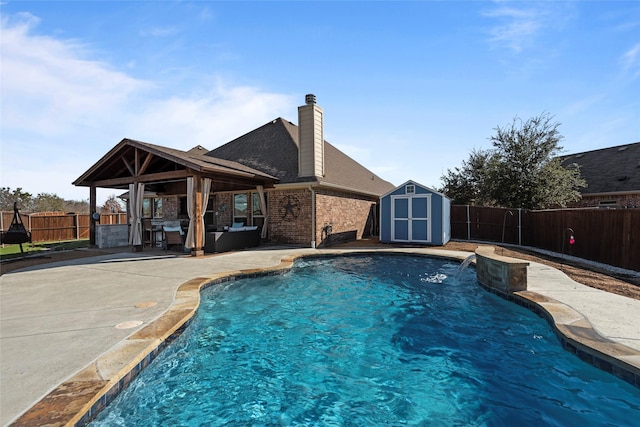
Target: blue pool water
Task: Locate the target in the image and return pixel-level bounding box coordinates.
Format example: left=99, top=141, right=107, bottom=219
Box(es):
left=91, top=255, right=640, bottom=426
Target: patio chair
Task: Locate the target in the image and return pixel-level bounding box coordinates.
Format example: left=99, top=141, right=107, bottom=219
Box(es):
left=163, top=225, right=184, bottom=251
left=142, top=218, right=153, bottom=247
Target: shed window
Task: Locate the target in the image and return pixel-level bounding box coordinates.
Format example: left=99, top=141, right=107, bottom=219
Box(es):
left=406, top=185, right=415, bottom=194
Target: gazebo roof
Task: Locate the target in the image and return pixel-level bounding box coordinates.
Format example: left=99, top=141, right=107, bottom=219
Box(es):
left=73, top=138, right=278, bottom=192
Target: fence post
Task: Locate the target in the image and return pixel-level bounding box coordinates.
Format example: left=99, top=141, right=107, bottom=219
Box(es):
left=75, top=214, right=80, bottom=240
left=466, top=205, right=471, bottom=241
left=518, top=208, right=522, bottom=246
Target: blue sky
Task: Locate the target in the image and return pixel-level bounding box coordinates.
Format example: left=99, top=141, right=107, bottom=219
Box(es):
left=1, top=1, right=639, bottom=205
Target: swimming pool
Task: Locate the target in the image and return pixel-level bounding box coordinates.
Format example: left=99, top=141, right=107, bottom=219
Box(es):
left=90, top=255, right=640, bottom=426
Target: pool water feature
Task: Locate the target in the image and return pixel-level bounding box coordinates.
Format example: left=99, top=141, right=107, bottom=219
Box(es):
left=91, top=255, right=640, bottom=426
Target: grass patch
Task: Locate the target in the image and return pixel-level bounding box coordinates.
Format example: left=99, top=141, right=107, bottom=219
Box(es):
left=0, top=239, right=90, bottom=260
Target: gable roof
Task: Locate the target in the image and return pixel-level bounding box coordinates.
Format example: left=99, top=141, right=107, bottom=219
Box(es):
left=381, top=179, right=449, bottom=199
left=560, top=142, right=640, bottom=195
left=73, top=138, right=278, bottom=190
left=207, top=118, right=395, bottom=196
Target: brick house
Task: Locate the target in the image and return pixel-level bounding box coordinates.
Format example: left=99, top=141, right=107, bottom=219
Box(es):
left=560, top=142, right=640, bottom=208
left=207, top=94, right=394, bottom=247
left=74, top=95, right=394, bottom=252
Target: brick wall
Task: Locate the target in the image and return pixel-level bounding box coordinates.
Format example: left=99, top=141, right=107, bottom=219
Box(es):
left=568, top=193, right=640, bottom=208
left=215, top=193, right=234, bottom=227
left=315, top=190, right=376, bottom=247
left=204, top=188, right=378, bottom=246
left=268, top=189, right=313, bottom=245
left=162, top=196, right=179, bottom=220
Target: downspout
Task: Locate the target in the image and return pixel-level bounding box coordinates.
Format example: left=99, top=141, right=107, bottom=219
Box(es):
left=309, top=185, right=316, bottom=248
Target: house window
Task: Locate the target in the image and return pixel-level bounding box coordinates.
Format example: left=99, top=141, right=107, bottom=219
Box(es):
left=204, top=195, right=216, bottom=231
left=406, top=184, right=415, bottom=194
left=142, top=199, right=151, bottom=217
left=598, top=200, right=617, bottom=208
left=234, top=193, right=248, bottom=225
left=153, top=198, right=163, bottom=218
left=252, top=192, right=267, bottom=228
left=142, top=197, right=163, bottom=218
left=179, top=197, right=188, bottom=217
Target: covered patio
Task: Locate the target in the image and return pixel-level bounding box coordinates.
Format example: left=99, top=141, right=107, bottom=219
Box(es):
left=73, top=138, right=277, bottom=255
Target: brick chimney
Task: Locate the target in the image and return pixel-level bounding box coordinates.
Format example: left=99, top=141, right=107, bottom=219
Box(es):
left=298, top=94, right=324, bottom=177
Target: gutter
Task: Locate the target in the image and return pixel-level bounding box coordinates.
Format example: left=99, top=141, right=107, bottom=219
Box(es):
left=309, top=185, right=316, bottom=248
left=275, top=180, right=387, bottom=198
left=580, top=190, right=640, bottom=197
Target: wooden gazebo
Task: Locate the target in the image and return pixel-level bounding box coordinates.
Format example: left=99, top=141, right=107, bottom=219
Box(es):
left=73, top=138, right=277, bottom=255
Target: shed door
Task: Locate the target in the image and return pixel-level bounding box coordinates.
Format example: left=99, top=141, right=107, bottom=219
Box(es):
left=391, top=195, right=431, bottom=243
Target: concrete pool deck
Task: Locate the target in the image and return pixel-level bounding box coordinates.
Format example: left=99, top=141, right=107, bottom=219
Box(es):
left=1, top=246, right=639, bottom=426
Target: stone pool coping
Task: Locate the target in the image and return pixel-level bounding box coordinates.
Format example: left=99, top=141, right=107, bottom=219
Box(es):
left=7, top=249, right=640, bottom=426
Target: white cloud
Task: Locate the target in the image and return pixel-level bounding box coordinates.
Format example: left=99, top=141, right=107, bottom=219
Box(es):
left=482, top=1, right=574, bottom=54
left=483, top=3, right=546, bottom=52
left=132, top=83, right=295, bottom=149
left=140, top=26, right=180, bottom=37
left=0, top=13, right=295, bottom=203
left=1, top=13, right=148, bottom=138
left=621, top=42, right=640, bottom=79
left=560, top=93, right=607, bottom=117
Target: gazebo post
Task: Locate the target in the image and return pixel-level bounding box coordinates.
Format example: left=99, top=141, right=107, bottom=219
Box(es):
left=89, top=185, right=97, bottom=247
left=191, top=176, right=205, bottom=257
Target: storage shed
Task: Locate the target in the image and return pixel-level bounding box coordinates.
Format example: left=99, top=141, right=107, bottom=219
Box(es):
left=380, top=180, right=451, bottom=245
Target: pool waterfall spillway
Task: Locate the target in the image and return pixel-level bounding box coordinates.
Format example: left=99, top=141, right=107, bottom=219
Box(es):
left=456, top=254, right=476, bottom=278
left=455, top=247, right=529, bottom=292
left=474, top=245, right=529, bottom=293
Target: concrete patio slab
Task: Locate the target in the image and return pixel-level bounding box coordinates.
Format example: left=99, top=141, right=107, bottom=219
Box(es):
left=1, top=247, right=639, bottom=426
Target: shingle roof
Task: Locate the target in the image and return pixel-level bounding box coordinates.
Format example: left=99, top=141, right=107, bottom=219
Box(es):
left=132, top=139, right=278, bottom=179
left=560, top=142, right=640, bottom=195
left=206, top=118, right=395, bottom=196
left=73, top=138, right=278, bottom=188
left=206, top=119, right=301, bottom=182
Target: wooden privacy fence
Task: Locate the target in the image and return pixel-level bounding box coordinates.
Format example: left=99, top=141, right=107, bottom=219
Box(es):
left=0, top=212, right=128, bottom=243
left=451, top=205, right=639, bottom=272
left=3, top=208, right=638, bottom=271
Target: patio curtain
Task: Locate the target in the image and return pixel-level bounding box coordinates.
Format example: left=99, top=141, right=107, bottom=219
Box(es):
left=128, top=182, right=145, bottom=245
left=185, top=177, right=212, bottom=249
left=185, top=177, right=195, bottom=249
left=200, top=178, right=212, bottom=240
left=256, top=185, right=268, bottom=239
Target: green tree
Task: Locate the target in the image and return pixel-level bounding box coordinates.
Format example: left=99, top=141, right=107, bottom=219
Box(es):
left=33, top=193, right=65, bottom=212
left=63, top=199, right=90, bottom=213
left=101, top=195, right=125, bottom=213
left=1, top=187, right=91, bottom=213
left=0, top=187, right=34, bottom=211
left=440, top=149, right=494, bottom=205
left=441, top=113, right=586, bottom=209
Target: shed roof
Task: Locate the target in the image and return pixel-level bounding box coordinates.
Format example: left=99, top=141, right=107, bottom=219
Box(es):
left=560, top=142, right=640, bottom=195
left=207, top=118, right=395, bottom=196
left=380, top=180, right=449, bottom=199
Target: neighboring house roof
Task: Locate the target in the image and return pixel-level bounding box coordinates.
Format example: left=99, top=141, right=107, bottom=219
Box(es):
left=73, top=138, right=278, bottom=189
left=560, top=142, right=640, bottom=195
left=207, top=118, right=395, bottom=196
